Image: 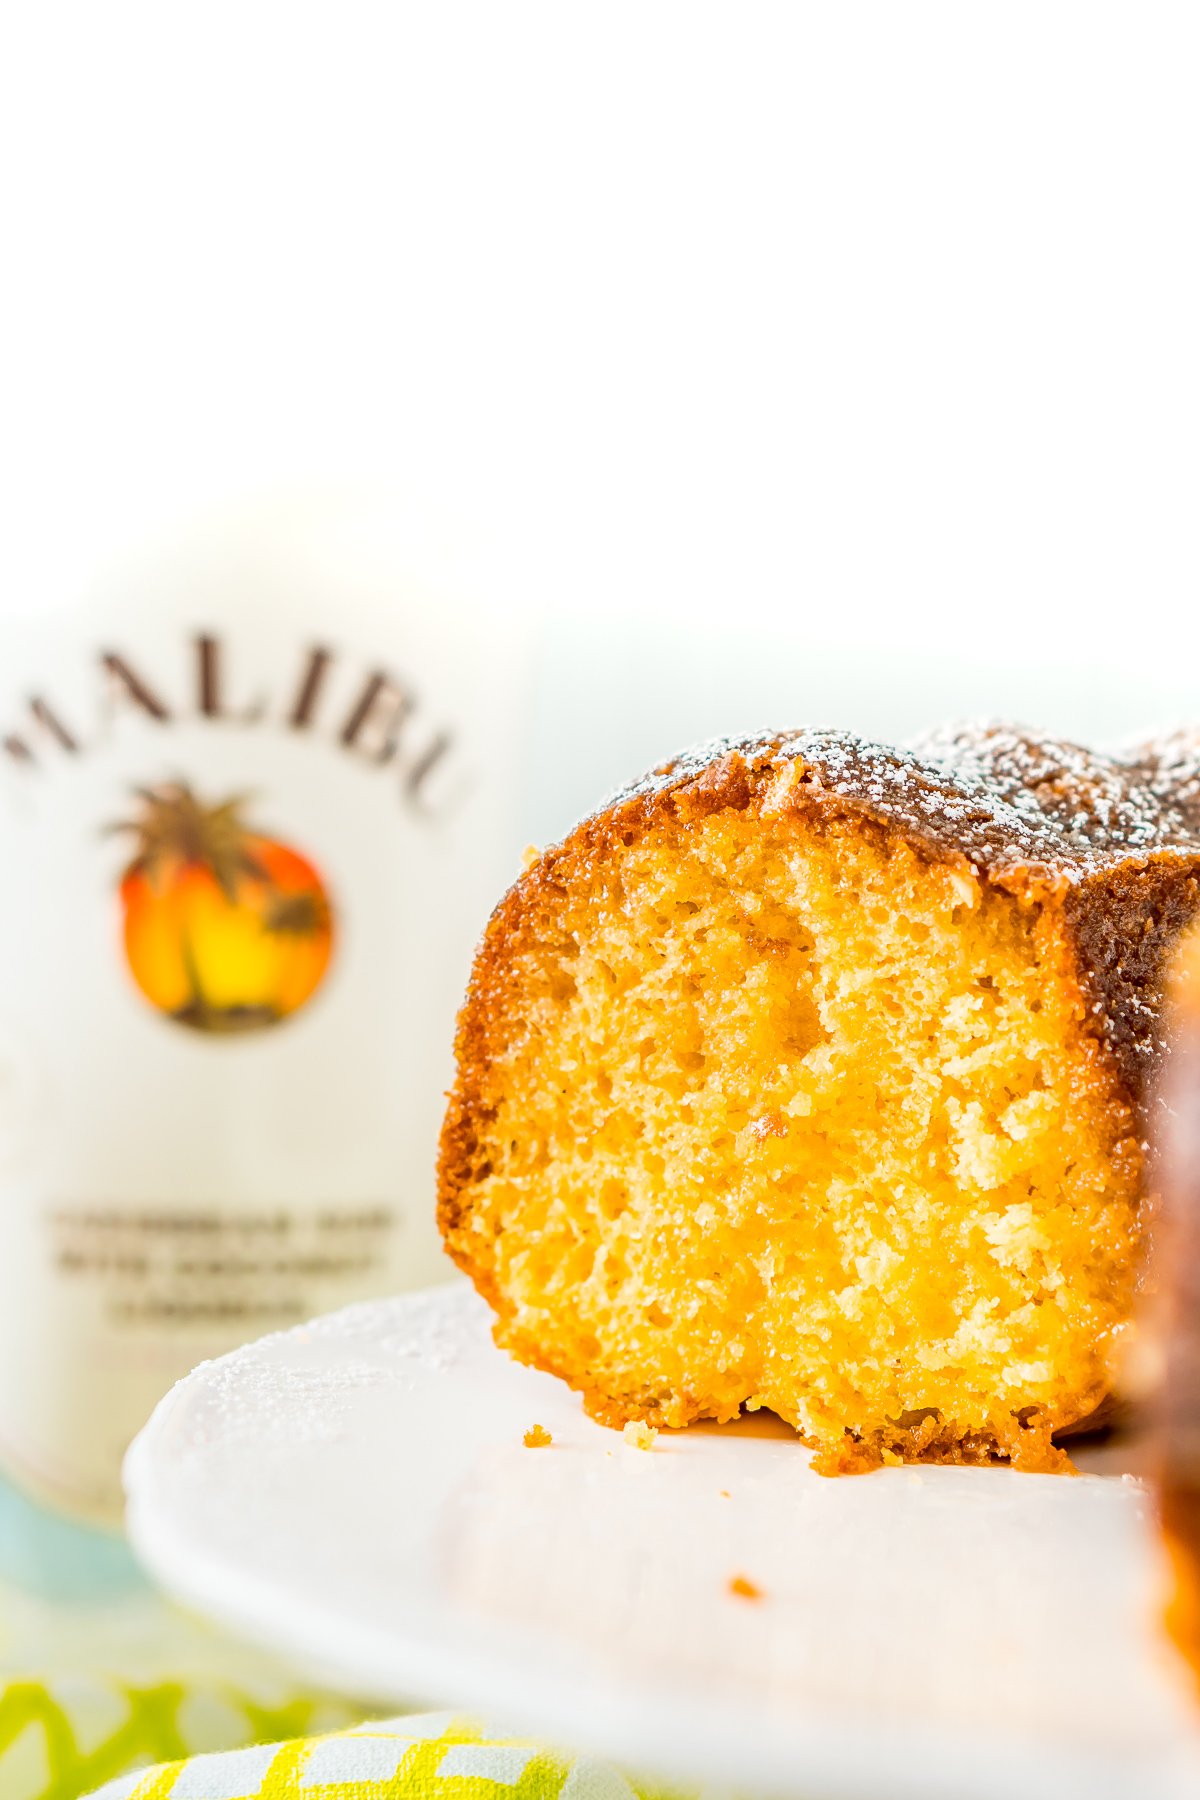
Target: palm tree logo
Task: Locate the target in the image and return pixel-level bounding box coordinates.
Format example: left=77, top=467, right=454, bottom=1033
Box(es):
left=110, top=782, right=335, bottom=1033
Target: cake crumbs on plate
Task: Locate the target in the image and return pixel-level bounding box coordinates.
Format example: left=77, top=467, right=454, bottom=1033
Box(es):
left=623, top=1421, right=657, bottom=1450
left=728, top=1573, right=763, bottom=1601
left=523, top=1423, right=552, bottom=1448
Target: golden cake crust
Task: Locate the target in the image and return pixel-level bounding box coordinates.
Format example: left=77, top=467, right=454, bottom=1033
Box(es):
left=439, top=724, right=1200, bottom=1464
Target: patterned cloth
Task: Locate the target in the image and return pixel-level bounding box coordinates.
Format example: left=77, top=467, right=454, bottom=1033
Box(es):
left=0, top=1678, right=363, bottom=1800
left=81, top=1713, right=681, bottom=1800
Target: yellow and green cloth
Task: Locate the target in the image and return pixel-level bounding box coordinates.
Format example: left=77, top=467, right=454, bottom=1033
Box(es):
left=81, top=1712, right=675, bottom=1800
left=0, top=1678, right=360, bottom=1800
left=1, top=1679, right=691, bottom=1800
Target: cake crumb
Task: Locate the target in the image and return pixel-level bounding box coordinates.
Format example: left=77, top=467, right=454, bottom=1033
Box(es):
left=523, top=1423, right=552, bottom=1448
left=728, top=1573, right=763, bottom=1601
left=521, top=844, right=541, bottom=871
left=623, top=1420, right=658, bottom=1450
left=719, top=1488, right=731, bottom=1498
left=446, top=723, right=1192, bottom=1479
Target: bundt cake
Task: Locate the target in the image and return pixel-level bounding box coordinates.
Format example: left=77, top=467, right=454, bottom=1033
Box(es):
left=1151, top=918, right=1200, bottom=1685
left=439, top=724, right=1200, bottom=1471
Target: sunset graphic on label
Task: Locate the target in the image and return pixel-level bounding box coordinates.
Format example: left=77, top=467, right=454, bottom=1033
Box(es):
left=112, top=781, right=335, bottom=1033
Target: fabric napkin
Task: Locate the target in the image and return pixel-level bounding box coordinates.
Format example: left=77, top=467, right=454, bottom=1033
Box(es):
left=0, top=1678, right=361, bottom=1800
left=80, top=1711, right=682, bottom=1800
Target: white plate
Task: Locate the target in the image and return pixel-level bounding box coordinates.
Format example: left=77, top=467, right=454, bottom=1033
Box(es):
left=125, top=1283, right=1200, bottom=1800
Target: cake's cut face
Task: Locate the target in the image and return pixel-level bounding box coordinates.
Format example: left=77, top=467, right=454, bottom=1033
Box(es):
left=441, top=727, right=1200, bottom=1469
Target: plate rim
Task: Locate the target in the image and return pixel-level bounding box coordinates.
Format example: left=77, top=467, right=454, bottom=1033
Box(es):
left=124, top=1283, right=1199, bottom=1800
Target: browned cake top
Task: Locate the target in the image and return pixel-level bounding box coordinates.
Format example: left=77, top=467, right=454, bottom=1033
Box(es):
left=604, top=722, right=1200, bottom=885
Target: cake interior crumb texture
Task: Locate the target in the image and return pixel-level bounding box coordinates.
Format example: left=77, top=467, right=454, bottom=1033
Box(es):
left=445, top=793, right=1143, bottom=1470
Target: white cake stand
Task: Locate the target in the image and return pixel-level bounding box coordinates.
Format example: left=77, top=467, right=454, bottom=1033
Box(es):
left=124, top=1283, right=1200, bottom=1800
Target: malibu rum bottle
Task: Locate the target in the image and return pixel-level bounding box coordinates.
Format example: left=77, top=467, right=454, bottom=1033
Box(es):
left=0, top=493, right=531, bottom=1519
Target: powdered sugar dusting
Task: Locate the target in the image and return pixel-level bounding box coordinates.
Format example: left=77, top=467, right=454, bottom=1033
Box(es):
left=170, top=1288, right=486, bottom=1456
left=600, top=721, right=1200, bottom=881
left=189, top=1356, right=391, bottom=1450
left=305, top=1283, right=485, bottom=1371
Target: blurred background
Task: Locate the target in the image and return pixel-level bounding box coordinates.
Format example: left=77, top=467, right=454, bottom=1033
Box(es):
left=4, top=6, right=1199, bottom=798
left=0, top=4, right=1198, bottom=1794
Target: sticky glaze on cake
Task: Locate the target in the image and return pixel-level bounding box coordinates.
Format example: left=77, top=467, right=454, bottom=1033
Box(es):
left=439, top=724, right=1200, bottom=1472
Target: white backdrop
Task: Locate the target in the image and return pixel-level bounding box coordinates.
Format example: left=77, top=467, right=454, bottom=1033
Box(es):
left=1, top=4, right=1197, bottom=838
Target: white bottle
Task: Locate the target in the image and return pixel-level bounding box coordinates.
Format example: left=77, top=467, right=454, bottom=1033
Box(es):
left=0, top=492, right=532, bottom=1520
